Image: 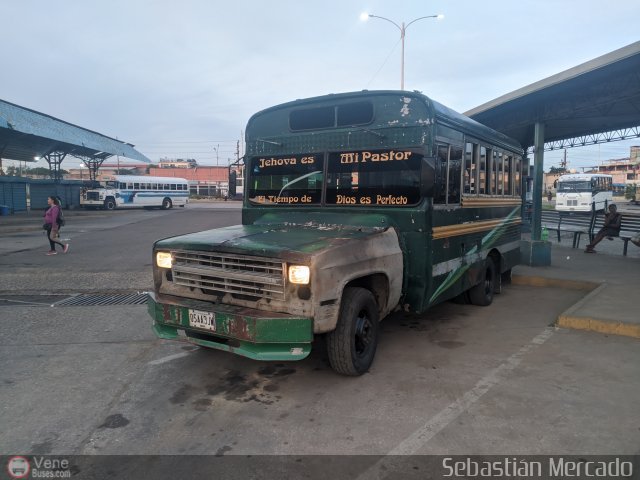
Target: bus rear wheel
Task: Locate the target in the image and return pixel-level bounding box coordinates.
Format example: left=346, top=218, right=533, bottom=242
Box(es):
left=162, top=198, right=173, bottom=210
left=469, top=260, right=496, bottom=306
left=326, top=287, right=379, bottom=376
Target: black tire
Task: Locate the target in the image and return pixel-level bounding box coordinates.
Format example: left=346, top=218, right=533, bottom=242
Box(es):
left=469, top=260, right=496, bottom=306
left=451, top=291, right=470, bottom=304
left=104, top=198, right=116, bottom=210
left=162, top=198, right=172, bottom=210
left=326, top=287, right=379, bottom=376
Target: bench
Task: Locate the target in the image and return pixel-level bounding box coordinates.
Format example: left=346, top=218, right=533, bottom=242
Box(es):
left=540, top=210, right=595, bottom=248
left=587, top=212, right=640, bottom=255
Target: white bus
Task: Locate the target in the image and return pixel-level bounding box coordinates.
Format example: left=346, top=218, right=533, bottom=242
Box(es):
left=80, top=175, right=189, bottom=210
left=555, top=173, right=613, bottom=212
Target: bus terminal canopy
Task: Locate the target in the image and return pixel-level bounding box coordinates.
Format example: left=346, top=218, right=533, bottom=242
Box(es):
left=464, top=40, right=640, bottom=150
left=0, top=98, right=150, bottom=168
left=464, top=40, right=640, bottom=250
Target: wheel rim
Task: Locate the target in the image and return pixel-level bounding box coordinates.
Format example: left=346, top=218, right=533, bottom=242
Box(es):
left=484, top=267, right=494, bottom=295
left=354, top=310, right=374, bottom=357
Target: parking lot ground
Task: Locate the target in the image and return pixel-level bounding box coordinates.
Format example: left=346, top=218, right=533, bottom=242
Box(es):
left=1, top=283, right=638, bottom=456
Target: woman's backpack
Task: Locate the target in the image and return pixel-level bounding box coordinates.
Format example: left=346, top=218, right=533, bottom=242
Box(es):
left=56, top=209, right=65, bottom=227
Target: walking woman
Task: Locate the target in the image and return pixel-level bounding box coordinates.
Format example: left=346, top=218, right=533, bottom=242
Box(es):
left=43, top=196, right=69, bottom=255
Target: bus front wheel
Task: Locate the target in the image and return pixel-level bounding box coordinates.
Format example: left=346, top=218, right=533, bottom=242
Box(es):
left=469, top=260, right=496, bottom=306
left=326, top=287, right=379, bottom=376
left=104, top=198, right=116, bottom=210
left=162, top=198, right=173, bottom=210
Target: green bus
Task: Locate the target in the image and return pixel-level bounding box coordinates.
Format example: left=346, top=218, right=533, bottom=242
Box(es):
left=148, top=90, right=525, bottom=376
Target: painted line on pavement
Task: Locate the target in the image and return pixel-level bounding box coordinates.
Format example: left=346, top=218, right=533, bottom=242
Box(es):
left=357, top=327, right=556, bottom=480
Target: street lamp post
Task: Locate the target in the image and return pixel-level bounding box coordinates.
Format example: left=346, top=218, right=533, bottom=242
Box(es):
left=361, top=13, right=443, bottom=90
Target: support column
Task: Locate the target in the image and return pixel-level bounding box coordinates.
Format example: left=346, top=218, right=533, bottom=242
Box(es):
left=82, top=158, right=106, bottom=183
left=520, top=121, right=551, bottom=266
left=532, top=122, right=545, bottom=241
left=44, top=152, right=67, bottom=182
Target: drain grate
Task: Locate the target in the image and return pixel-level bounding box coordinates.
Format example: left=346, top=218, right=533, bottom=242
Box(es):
left=53, top=293, right=149, bottom=307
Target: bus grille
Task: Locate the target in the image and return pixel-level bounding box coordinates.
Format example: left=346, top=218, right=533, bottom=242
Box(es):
left=171, top=251, right=285, bottom=300
left=86, top=192, right=100, bottom=201
left=567, top=199, right=578, bottom=206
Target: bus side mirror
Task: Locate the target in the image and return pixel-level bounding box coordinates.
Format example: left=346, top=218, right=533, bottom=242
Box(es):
left=421, top=157, right=435, bottom=198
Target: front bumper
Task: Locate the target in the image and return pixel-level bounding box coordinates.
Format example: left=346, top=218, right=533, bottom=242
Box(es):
left=147, top=293, right=313, bottom=361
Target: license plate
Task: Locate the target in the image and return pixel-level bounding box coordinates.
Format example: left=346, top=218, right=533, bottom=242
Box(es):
left=188, top=309, right=216, bottom=332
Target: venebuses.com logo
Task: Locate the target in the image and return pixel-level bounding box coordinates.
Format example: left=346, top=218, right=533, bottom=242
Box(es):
left=6, top=456, right=71, bottom=478
left=6, top=456, right=30, bottom=479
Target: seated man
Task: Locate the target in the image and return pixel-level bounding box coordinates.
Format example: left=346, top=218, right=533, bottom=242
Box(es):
left=585, top=204, right=622, bottom=253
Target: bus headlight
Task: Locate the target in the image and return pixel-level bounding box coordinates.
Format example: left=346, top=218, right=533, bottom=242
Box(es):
left=288, top=265, right=310, bottom=285
left=156, top=251, right=173, bottom=269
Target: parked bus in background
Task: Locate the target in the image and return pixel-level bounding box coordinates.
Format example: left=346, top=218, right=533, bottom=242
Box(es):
left=80, top=175, right=189, bottom=210
left=147, top=90, right=525, bottom=376
left=555, top=173, right=613, bottom=212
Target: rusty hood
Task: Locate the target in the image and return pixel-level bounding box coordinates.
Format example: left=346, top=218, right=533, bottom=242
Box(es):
left=154, top=212, right=394, bottom=262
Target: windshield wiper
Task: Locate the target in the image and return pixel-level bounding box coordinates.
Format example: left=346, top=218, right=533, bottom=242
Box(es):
left=277, top=170, right=322, bottom=200
left=256, top=138, right=282, bottom=146
left=361, top=128, right=385, bottom=138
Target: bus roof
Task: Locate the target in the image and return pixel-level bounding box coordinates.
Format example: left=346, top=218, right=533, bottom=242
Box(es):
left=106, top=175, right=188, bottom=183
left=246, top=90, right=522, bottom=153
left=558, top=173, right=613, bottom=181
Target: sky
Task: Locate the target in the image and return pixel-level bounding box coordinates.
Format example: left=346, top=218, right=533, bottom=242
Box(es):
left=1, top=0, right=639, bottom=172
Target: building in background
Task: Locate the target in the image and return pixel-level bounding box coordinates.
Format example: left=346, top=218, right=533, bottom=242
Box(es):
left=593, top=146, right=640, bottom=184
left=66, top=162, right=148, bottom=181
left=158, top=158, right=197, bottom=169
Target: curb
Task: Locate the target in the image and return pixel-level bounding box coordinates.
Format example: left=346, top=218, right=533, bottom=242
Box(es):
left=511, top=274, right=597, bottom=291
left=512, top=275, right=640, bottom=340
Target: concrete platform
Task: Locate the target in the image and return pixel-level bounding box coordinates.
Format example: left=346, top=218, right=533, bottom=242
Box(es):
left=514, top=241, right=640, bottom=339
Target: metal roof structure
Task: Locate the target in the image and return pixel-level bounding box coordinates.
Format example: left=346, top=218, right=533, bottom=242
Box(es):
left=0, top=98, right=150, bottom=164
left=464, top=41, right=640, bottom=150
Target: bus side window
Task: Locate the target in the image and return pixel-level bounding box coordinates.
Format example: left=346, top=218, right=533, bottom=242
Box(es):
left=490, top=151, right=499, bottom=195
left=504, top=155, right=513, bottom=195
left=434, top=145, right=448, bottom=204
left=448, top=146, right=462, bottom=204
left=463, top=142, right=476, bottom=195
left=497, top=152, right=504, bottom=195
left=478, top=147, right=487, bottom=194
left=514, top=157, right=522, bottom=196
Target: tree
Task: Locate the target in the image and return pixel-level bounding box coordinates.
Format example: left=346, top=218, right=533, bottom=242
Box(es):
left=548, top=166, right=567, bottom=174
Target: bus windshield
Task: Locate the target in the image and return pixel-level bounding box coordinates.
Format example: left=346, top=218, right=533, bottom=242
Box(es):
left=248, top=154, right=324, bottom=205
left=558, top=181, right=591, bottom=192
left=248, top=149, right=422, bottom=206
left=326, top=149, right=422, bottom=206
